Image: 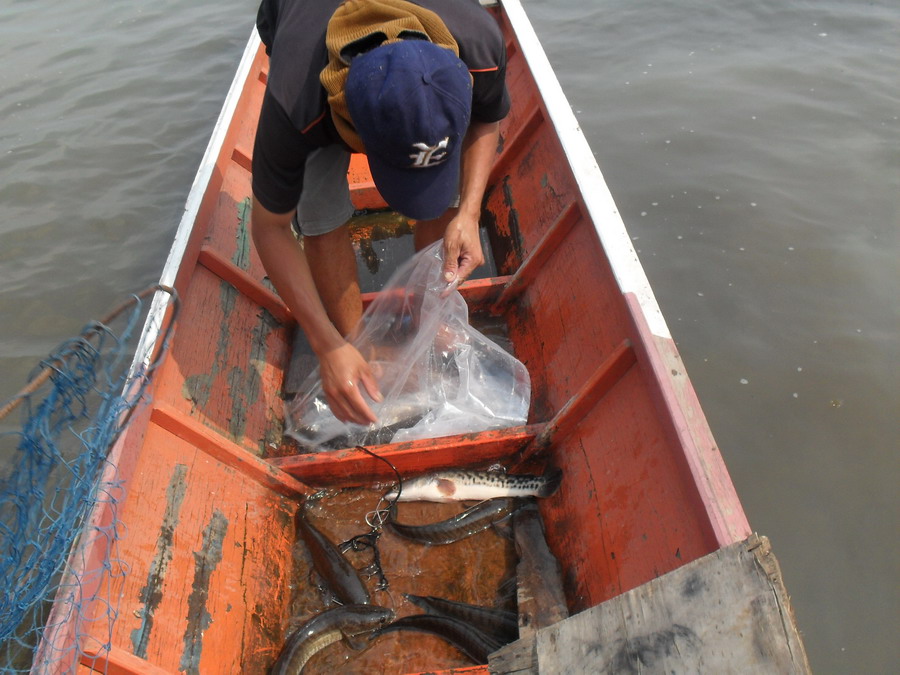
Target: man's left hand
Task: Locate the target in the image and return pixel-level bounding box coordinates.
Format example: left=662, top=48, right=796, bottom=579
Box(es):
left=441, top=212, right=484, bottom=284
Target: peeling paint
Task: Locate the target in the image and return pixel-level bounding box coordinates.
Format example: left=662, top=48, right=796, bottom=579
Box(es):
left=180, top=509, right=228, bottom=675
left=225, top=309, right=278, bottom=446
left=131, top=464, right=189, bottom=657
left=182, top=284, right=237, bottom=410
left=233, top=198, right=253, bottom=271
left=182, top=277, right=282, bottom=452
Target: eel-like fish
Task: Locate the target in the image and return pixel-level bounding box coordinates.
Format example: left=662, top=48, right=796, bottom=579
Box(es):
left=386, top=497, right=520, bottom=545
left=295, top=508, right=370, bottom=605
left=404, top=594, right=519, bottom=644
left=371, top=614, right=504, bottom=664
left=385, top=468, right=562, bottom=503
left=271, top=604, right=394, bottom=674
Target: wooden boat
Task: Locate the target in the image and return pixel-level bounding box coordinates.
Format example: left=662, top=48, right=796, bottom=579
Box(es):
left=37, top=1, right=808, bottom=673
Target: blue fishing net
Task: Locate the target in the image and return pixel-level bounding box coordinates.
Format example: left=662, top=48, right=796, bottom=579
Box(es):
left=0, top=286, right=176, bottom=673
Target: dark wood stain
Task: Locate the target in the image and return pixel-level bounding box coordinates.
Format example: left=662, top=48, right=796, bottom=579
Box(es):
left=180, top=509, right=228, bottom=674
left=130, top=463, right=189, bottom=657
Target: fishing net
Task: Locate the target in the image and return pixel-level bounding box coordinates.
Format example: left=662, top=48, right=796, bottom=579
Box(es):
left=285, top=241, right=531, bottom=451
left=0, top=285, right=177, bottom=674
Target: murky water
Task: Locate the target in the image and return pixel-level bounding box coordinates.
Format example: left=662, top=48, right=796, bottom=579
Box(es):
left=1, top=0, right=897, bottom=672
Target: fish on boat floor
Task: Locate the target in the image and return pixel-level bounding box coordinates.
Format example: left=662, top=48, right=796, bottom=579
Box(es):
left=386, top=497, right=522, bottom=546
left=386, top=468, right=562, bottom=502
left=272, top=604, right=394, bottom=675
left=280, top=488, right=519, bottom=673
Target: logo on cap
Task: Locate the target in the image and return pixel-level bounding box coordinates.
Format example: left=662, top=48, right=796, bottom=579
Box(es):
left=344, top=40, right=472, bottom=220
left=409, top=137, right=450, bottom=168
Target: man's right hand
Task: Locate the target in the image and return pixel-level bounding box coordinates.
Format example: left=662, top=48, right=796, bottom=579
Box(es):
left=250, top=197, right=382, bottom=427
left=318, top=342, right=382, bottom=426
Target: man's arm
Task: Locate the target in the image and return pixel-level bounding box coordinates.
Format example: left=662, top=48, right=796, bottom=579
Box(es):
left=440, top=120, right=500, bottom=283
left=250, top=198, right=380, bottom=425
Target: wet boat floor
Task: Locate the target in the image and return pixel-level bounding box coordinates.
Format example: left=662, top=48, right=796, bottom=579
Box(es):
left=284, top=487, right=518, bottom=673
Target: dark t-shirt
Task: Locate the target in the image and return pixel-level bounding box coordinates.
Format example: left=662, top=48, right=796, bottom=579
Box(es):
left=252, top=0, right=510, bottom=214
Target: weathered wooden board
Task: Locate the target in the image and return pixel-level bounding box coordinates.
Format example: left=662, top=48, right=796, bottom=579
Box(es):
left=489, top=534, right=810, bottom=674
left=513, top=501, right=569, bottom=639
left=100, top=421, right=299, bottom=674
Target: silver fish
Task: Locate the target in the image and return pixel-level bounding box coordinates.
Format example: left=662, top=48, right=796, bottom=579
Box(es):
left=385, top=468, right=562, bottom=503
left=271, top=604, right=394, bottom=674
left=386, top=497, right=520, bottom=545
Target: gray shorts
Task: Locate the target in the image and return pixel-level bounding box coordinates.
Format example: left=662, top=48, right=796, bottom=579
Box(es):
left=293, top=144, right=355, bottom=237
left=293, top=144, right=460, bottom=236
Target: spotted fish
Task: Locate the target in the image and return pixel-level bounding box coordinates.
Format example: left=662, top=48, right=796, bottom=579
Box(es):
left=385, top=468, right=562, bottom=503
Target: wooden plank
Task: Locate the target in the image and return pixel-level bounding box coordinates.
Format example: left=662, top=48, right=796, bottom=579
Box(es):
left=357, top=276, right=510, bottom=312
left=271, top=424, right=542, bottom=487
left=100, top=425, right=298, bottom=675
left=492, top=201, right=581, bottom=313
left=514, top=339, right=636, bottom=466
left=624, top=292, right=751, bottom=547
left=150, top=402, right=313, bottom=497
left=513, top=502, right=568, bottom=640
left=348, top=152, right=388, bottom=210
left=197, top=245, right=290, bottom=325
left=489, top=534, right=810, bottom=674
left=154, top=265, right=290, bottom=457
left=79, top=645, right=174, bottom=675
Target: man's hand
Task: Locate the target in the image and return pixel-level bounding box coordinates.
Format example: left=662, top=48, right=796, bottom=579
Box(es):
left=318, top=342, right=382, bottom=426
left=250, top=197, right=381, bottom=425
left=442, top=213, right=484, bottom=284
left=439, top=119, right=499, bottom=285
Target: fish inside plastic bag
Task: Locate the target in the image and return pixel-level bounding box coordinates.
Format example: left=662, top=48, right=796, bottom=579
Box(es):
left=285, top=241, right=531, bottom=452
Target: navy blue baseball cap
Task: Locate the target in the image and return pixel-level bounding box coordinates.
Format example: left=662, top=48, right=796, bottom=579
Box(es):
left=345, top=40, right=472, bottom=221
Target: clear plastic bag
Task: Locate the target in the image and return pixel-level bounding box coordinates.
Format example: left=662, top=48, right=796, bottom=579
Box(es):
left=285, top=242, right=531, bottom=452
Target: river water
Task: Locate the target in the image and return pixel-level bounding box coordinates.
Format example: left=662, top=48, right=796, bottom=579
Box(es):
left=1, top=0, right=896, bottom=672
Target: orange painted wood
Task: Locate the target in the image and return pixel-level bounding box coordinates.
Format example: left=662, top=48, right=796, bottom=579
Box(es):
left=493, top=201, right=582, bottom=312
left=79, top=645, right=174, bottom=675
left=516, top=338, right=637, bottom=466
left=151, top=402, right=312, bottom=497
left=197, top=245, right=290, bottom=324
left=222, top=61, right=266, bottom=168
left=535, top=368, right=723, bottom=610
left=404, top=667, right=488, bottom=675
left=271, top=424, right=543, bottom=487
left=359, top=276, right=510, bottom=313
left=100, top=422, right=298, bottom=674
left=230, top=145, right=252, bottom=173
left=457, top=276, right=510, bottom=311
left=482, top=41, right=734, bottom=603
left=348, top=152, right=388, bottom=210
left=486, top=130, right=630, bottom=417
left=197, top=160, right=269, bottom=296
left=623, top=292, right=751, bottom=546
left=153, top=265, right=290, bottom=457
left=491, top=107, right=544, bottom=190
